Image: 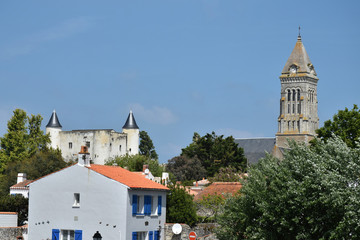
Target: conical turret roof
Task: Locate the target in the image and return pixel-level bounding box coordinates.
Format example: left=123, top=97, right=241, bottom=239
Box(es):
left=280, top=35, right=318, bottom=79
left=122, top=110, right=139, bottom=129
left=46, top=110, right=62, bottom=128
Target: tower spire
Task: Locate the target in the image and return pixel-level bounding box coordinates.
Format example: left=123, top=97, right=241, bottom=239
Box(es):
left=46, top=110, right=62, bottom=128
left=298, top=26, right=301, bottom=40
left=122, top=110, right=139, bottom=129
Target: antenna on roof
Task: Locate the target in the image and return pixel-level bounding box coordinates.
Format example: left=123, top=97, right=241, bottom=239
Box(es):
left=298, top=26, right=301, bottom=40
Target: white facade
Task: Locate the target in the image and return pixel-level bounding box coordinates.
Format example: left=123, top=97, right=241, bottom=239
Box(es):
left=28, top=162, right=168, bottom=240
left=46, top=111, right=140, bottom=165
left=10, top=173, right=31, bottom=198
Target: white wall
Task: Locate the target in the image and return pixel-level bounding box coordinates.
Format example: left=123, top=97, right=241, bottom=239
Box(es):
left=0, top=213, right=17, bottom=227
left=59, top=130, right=128, bottom=164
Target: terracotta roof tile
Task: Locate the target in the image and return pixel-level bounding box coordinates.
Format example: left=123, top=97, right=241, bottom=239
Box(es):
left=10, top=180, right=33, bottom=189
left=88, top=164, right=169, bottom=190
left=0, top=212, right=17, bottom=215
left=194, top=182, right=242, bottom=201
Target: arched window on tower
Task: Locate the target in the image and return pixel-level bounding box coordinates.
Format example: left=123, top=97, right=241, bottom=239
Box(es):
left=297, top=89, right=300, bottom=101
left=287, top=90, right=291, bottom=101
left=292, top=89, right=296, bottom=101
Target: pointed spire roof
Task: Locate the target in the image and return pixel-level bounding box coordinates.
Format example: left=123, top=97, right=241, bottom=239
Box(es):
left=122, top=110, right=139, bottom=129
left=46, top=110, right=62, bottom=128
left=280, top=34, right=318, bottom=79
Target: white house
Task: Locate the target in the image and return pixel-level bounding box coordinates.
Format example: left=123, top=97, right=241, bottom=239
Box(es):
left=28, top=146, right=168, bottom=240
left=10, top=173, right=32, bottom=198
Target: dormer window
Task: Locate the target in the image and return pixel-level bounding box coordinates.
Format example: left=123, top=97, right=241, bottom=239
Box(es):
left=289, top=65, right=297, bottom=74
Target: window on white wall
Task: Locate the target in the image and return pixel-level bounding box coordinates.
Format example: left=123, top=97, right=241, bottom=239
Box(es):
left=61, top=230, right=74, bottom=240
left=69, top=142, right=72, bottom=149
left=73, top=193, right=80, bottom=207
left=137, top=232, right=146, bottom=240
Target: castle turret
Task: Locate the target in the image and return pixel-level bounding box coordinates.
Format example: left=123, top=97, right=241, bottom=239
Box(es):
left=46, top=110, right=62, bottom=149
left=275, top=32, right=319, bottom=150
left=122, top=110, right=139, bottom=155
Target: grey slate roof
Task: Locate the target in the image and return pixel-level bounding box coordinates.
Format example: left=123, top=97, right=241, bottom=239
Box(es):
left=46, top=110, right=62, bottom=128
left=235, top=138, right=276, bottom=165
left=122, top=110, right=139, bottom=129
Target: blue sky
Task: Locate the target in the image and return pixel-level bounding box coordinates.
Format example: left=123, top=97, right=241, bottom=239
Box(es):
left=0, top=1, right=359, bottom=163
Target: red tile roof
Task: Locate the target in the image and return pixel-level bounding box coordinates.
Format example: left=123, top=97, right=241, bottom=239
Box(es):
left=0, top=212, right=17, bottom=215
left=10, top=180, right=33, bottom=189
left=89, top=164, right=169, bottom=190
left=193, top=182, right=242, bottom=201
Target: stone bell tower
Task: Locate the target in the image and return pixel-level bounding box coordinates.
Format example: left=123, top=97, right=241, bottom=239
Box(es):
left=275, top=32, right=319, bottom=150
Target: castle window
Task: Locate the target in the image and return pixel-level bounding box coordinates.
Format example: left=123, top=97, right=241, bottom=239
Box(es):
left=86, top=141, right=90, bottom=148
left=288, top=104, right=290, bottom=114
left=292, top=104, right=295, bottom=114
left=287, top=90, right=291, bottom=101
left=298, top=103, right=301, bottom=114
left=69, top=142, right=72, bottom=149
left=119, top=145, right=122, bottom=151
left=288, top=121, right=290, bottom=131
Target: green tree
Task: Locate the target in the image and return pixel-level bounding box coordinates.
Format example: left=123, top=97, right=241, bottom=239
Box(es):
left=166, top=155, right=206, bottom=182
left=181, top=132, right=247, bottom=177
left=0, top=195, right=28, bottom=226
left=216, top=137, right=360, bottom=240
left=209, top=166, right=241, bottom=183
left=197, top=194, right=225, bottom=223
left=0, top=148, right=69, bottom=198
left=0, top=109, right=50, bottom=171
left=139, top=131, right=158, bottom=159
left=166, top=184, right=198, bottom=226
left=316, top=104, right=360, bottom=148
left=106, top=154, right=163, bottom=177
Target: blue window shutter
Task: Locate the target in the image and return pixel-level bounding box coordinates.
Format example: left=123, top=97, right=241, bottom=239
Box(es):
left=158, top=196, right=162, bottom=215
left=132, top=232, right=137, bottom=240
left=52, top=229, right=60, bottom=240
left=149, top=231, right=153, bottom=240
left=132, top=194, right=138, bottom=215
left=144, top=195, right=151, bottom=215
left=154, top=230, right=159, bottom=240
left=75, top=230, right=82, bottom=240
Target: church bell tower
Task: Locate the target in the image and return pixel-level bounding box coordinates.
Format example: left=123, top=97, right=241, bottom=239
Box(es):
left=275, top=32, right=319, bottom=149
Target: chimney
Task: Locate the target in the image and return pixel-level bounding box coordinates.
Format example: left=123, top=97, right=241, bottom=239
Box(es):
left=78, top=146, right=90, bottom=167
left=17, top=173, right=27, bottom=184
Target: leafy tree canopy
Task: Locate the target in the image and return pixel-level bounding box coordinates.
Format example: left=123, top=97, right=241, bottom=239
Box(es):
left=0, top=195, right=28, bottom=226
left=166, top=155, right=206, bottom=182
left=139, top=131, right=158, bottom=160
left=316, top=104, right=360, bottom=148
left=209, top=166, right=241, bottom=183
left=0, top=109, right=50, bottom=171
left=106, top=154, right=163, bottom=177
left=181, top=132, right=247, bottom=177
left=166, top=184, right=198, bottom=227
left=216, top=137, right=360, bottom=240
